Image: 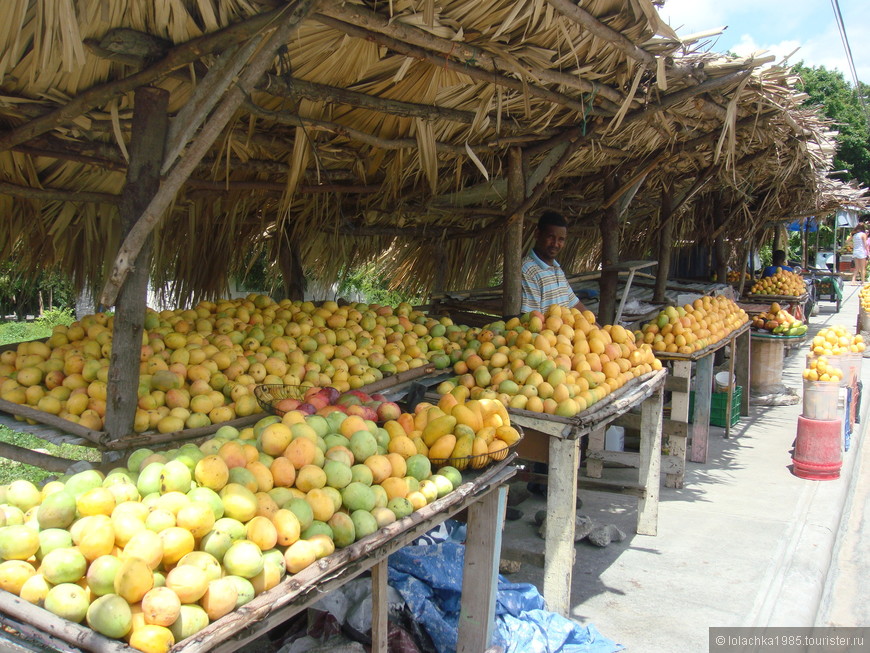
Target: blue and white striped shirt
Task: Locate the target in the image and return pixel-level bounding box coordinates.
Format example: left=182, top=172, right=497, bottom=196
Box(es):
left=520, top=249, right=579, bottom=313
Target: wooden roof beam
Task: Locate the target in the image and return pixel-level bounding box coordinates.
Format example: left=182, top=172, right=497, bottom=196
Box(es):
left=315, top=4, right=625, bottom=111
left=313, top=14, right=607, bottom=118
left=245, top=100, right=492, bottom=155
left=546, top=0, right=657, bottom=67
left=100, top=0, right=320, bottom=307
left=259, top=75, right=480, bottom=125
left=0, top=180, right=119, bottom=204
left=0, top=3, right=302, bottom=152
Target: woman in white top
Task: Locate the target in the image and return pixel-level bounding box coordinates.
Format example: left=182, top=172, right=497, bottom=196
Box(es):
left=852, top=223, right=867, bottom=284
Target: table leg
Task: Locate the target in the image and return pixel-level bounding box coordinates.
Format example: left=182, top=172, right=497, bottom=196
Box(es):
left=457, top=485, right=507, bottom=652
left=637, top=386, right=663, bottom=536
left=584, top=425, right=605, bottom=478
left=371, top=558, right=389, bottom=653
left=690, top=354, right=714, bottom=463
left=725, top=337, right=737, bottom=438
left=667, top=360, right=691, bottom=489
left=735, top=329, right=751, bottom=416
left=543, top=436, right=580, bottom=617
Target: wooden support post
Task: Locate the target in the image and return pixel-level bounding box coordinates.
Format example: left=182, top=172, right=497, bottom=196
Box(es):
left=503, top=147, right=525, bottom=317
left=735, top=329, right=751, bottom=416
left=277, top=226, right=305, bottom=301
left=690, top=354, right=714, bottom=463
left=457, top=485, right=506, bottom=652
left=543, top=436, right=580, bottom=616
left=598, top=173, right=620, bottom=324
left=666, top=360, right=691, bottom=489
left=103, top=86, right=169, bottom=443
left=712, top=194, right=728, bottom=285
left=653, top=185, right=674, bottom=304
left=637, top=385, right=663, bottom=536
left=370, top=558, right=389, bottom=653
left=585, top=425, right=605, bottom=478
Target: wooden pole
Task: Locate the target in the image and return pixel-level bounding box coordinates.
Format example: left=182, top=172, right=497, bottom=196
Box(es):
left=504, top=148, right=525, bottom=317
left=104, top=86, right=169, bottom=443
left=598, top=172, right=620, bottom=324
left=653, top=184, right=673, bottom=303
left=802, top=219, right=808, bottom=268
left=712, top=193, right=728, bottom=284
left=277, top=225, right=305, bottom=301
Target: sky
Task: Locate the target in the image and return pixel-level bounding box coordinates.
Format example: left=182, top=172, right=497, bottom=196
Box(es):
left=658, top=0, right=869, bottom=86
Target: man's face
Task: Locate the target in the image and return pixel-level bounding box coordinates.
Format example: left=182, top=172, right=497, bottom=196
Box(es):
left=535, top=224, right=567, bottom=262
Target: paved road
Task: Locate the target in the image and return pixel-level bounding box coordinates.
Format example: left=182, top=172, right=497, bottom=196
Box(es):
left=817, top=365, right=870, bottom=627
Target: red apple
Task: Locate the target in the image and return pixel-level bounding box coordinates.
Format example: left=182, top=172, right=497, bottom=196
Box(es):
left=274, top=397, right=300, bottom=414
left=307, top=395, right=329, bottom=410
left=376, top=401, right=402, bottom=422
left=359, top=406, right=379, bottom=422
left=346, top=404, right=367, bottom=418
left=297, top=402, right=317, bottom=415
left=303, top=387, right=322, bottom=401
left=348, top=390, right=373, bottom=403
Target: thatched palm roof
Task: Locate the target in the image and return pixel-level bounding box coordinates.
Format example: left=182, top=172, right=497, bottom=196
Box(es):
left=0, top=0, right=865, bottom=302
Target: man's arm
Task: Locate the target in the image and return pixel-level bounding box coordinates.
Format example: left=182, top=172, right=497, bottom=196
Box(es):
left=520, top=267, right=542, bottom=314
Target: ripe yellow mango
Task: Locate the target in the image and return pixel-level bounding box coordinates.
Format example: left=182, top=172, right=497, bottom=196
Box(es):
left=477, top=426, right=496, bottom=445
left=495, top=425, right=521, bottom=446
left=383, top=421, right=406, bottom=441
left=451, top=405, right=482, bottom=432
left=470, top=437, right=489, bottom=469
left=450, top=433, right=474, bottom=470
left=428, top=434, right=456, bottom=461
left=422, top=415, right=457, bottom=447
left=437, top=393, right=459, bottom=413
left=412, top=437, right=429, bottom=456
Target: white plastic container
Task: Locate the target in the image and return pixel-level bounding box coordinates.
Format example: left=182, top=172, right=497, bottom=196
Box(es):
left=802, top=380, right=842, bottom=420
left=714, top=371, right=735, bottom=393
left=605, top=426, right=625, bottom=451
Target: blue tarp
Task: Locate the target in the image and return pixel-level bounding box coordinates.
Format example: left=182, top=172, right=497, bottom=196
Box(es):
left=388, top=540, right=623, bottom=653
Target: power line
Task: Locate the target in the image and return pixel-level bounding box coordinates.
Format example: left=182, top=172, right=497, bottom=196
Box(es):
left=830, top=0, right=869, bottom=124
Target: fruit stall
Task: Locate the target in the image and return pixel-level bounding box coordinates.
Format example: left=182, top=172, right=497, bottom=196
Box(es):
left=743, top=269, right=811, bottom=319
left=638, top=297, right=751, bottom=483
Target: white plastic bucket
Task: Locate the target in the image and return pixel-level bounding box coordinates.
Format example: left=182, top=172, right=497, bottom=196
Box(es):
left=714, top=371, right=735, bottom=393
left=802, top=380, right=842, bottom=420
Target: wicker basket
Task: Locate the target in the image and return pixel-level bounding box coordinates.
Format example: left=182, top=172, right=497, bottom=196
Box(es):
left=428, top=427, right=523, bottom=471
left=254, top=384, right=310, bottom=416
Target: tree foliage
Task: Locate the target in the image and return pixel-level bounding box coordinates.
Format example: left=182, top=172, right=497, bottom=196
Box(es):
left=794, top=63, right=870, bottom=186
left=0, top=263, right=75, bottom=321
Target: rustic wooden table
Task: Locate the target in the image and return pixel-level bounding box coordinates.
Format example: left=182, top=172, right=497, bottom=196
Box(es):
left=655, top=322, right=751, bottom=477
left=506, top=369, right=667, bottom=616
left=0, top=460, right=515, bottom=653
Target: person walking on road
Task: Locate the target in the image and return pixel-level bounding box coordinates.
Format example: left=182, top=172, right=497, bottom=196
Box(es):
left=851, top=223, right=867, bottom=285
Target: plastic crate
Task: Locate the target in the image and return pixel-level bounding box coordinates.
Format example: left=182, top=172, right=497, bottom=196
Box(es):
left=688, top=386, right=742, bottom=427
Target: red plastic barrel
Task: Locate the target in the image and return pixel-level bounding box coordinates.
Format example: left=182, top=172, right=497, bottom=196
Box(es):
left=793, top=415, right=842, bottom=480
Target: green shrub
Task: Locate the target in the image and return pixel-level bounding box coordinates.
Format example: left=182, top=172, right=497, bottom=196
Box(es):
left=34, top=307, right=75, bottom=331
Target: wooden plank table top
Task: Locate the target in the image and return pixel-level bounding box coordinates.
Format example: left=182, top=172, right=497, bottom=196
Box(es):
left=652, top=321, right=750, bottom=362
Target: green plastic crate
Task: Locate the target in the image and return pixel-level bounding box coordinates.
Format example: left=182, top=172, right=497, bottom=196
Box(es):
left=688, top=386, right=742, bottom=427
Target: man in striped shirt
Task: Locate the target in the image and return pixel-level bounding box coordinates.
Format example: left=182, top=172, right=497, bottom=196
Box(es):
left=521, top=210, right=588, bottom=314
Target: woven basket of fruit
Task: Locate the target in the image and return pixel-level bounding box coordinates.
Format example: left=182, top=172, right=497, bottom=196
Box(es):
left=254, top=384, right=311, bottom=415
left=427, top=426, right=523, bottom=471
